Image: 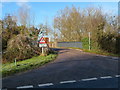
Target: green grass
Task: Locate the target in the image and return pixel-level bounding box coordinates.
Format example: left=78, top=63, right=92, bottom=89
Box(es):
left=82, top=49, right=120, bottom=57
left=80, top=37, right=120, bottom=57
left=58, top=47, right=120, bottom=57
left=2, top=54, right=57, bottom=77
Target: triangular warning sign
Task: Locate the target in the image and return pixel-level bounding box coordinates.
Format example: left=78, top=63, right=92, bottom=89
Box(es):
left=40, top=37, right=44, bottom=41
left=39, top=37, right=46, bottom=44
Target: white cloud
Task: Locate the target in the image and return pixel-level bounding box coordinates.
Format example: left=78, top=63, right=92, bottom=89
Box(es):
left=1, top=0, right=31, bottom=9
left=17, top=2, right=31, bottom=9
left=16, top=0, right=31, bottom=9
left=16, top=0, right=29, bottom=6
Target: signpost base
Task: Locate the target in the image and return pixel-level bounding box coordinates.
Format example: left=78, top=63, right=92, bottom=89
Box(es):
left=40, top=47, right=49, bottom=56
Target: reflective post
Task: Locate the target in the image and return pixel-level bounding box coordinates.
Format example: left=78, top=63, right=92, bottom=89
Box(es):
left=89, top=32, right=91, bottom=50
left=15, top=58, right=16, bottom=66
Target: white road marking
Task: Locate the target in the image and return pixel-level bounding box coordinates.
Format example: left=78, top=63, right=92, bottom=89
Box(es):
left=100, top=76, right=112, bottom=79
left=115, top=75, right=120, bottom=77
left=38, top=83, right=53, bottom=87
left=17, top=85, right=33, bottom=89
left=60, top=80, right=76, bottom=84
left=81, top=78, right=97, bottom=81
left=16, top=75, right=120, bottom=88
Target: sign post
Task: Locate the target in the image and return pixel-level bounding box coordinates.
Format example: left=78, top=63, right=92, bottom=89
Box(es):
left=38, top=29, right=49, bottom=55
left=88, top=32, right=91, bottom=50
left=42, top=47, right=44, bottom=54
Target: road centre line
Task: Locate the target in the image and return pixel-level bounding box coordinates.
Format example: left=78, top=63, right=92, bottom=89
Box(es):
left=81, top=78, right=97, bottom=81
left=60, top=80, right=76, bottom=84
left=38, top=83, right=53, bottom=87
left=17, top=85, right=33, bottom=89
left=100, top=76, right=112, bottom=79
left=15, top=75, right=120, bottom=88
left=115, top=75, right=120, bottom=77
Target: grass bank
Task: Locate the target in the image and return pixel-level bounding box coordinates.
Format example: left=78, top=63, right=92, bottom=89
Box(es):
left=82, top=49, right=120, bottom=57
left=59, top=47, right=120, bottom=57
left=2, top=54, right=57, bottom=77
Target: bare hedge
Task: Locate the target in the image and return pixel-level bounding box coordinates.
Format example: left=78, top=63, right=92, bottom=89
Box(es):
left=2, top=34, right=41, bottom=63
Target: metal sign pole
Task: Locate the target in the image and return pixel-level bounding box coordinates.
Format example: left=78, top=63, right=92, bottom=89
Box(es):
left=42, top=47, right=44, bottom=54
left=89, top=32, right=91, bottom=50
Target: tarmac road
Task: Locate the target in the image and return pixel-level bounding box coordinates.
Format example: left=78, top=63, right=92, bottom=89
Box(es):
left=2, top=48, right=120, bottom=88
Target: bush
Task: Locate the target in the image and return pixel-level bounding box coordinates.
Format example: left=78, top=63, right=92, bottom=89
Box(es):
left=81, top=37, right=98, bottom=50
left=98, top=33, right=120, bottom=54
left=2, top=34, right=41, bottom=63
left=116, top=35, right=120, bottom=54
left=2, top=31, right=10, bottom=51
left=81, top=34, right=120, bottom=54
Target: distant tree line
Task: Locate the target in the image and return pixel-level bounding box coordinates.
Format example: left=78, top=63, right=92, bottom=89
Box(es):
left=53, top=6, right=120, bottom=54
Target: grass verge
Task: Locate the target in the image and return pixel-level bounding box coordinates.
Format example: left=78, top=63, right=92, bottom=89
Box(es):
left=59, top=47, right=120, bottom=57
left=2, top=54, right=57, bottom=77
left=82, top=49, right=120, bottom=57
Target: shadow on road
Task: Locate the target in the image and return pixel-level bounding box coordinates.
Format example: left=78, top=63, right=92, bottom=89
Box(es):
left=50, top=48, right=70, bottom=54
left=50, top=48, right=69, bottom=51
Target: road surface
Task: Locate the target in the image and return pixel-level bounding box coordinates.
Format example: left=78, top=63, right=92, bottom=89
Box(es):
left=2, top=48, right=120, bottom=88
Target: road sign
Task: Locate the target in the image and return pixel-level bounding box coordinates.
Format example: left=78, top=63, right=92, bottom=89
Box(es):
left=43, top=37, right=49, bottom=44
left=39, top=44, right=47, bottom=47
left=38, top=29, right=49, bottom=48
left=39, top=37, right=48, bottom=47
left=39, top=37, right=46, bottom=44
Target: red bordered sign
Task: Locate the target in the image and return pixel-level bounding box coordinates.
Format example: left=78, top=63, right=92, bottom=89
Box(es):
left=39, top=37, right=46, bottom=44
